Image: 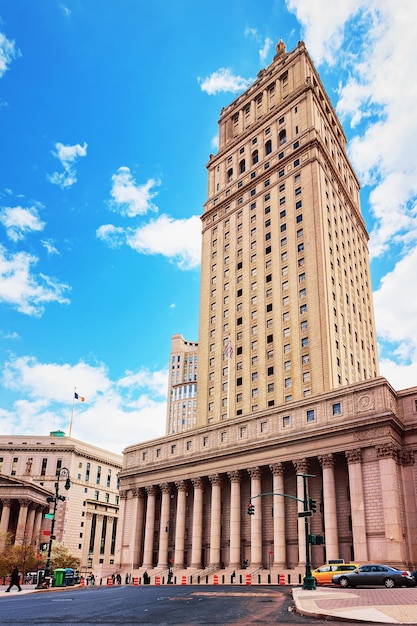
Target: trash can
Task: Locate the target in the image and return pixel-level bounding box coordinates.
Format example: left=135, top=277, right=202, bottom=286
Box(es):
left=53, top=568, right=66, bottom=587
left=65, top=568, right=75, bottom=586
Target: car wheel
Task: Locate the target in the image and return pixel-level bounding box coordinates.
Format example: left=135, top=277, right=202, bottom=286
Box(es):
left=384, top=578, right=395, bottom=588
left=338, top=576, right=350, bottom=588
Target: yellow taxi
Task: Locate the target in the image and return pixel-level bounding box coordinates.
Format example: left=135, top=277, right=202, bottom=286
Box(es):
left=311, top=562, right=359, bottom=585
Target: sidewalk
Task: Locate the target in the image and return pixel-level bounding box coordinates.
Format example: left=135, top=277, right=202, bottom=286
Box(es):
left=293, top=587, right=417, bottom=624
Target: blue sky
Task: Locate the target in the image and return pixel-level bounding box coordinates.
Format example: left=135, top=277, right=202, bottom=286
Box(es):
left=1, top=0, right=416, bottom=454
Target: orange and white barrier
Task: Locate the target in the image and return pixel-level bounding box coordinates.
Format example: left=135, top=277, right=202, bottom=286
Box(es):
left=133, top=577, right=139, bottom=586
left=181, top=575, right=187, bottom=585
left=279, top=573, right=286, bottom=585
left=245, top=573, right=251, bottom=585
left=155, top=576, right=161, bottom=586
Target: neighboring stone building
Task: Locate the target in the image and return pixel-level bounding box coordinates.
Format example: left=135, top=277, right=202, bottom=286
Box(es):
left=116, top=40, right=417, bottom=579
left=0, top=432, right=122, bottom=577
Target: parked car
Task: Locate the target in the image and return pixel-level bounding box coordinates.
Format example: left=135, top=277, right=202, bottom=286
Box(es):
left=311, top=563, right=359, bottom=585
left=332, top=564, right=416, bottom=588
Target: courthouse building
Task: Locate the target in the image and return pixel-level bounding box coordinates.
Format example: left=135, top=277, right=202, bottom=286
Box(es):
left=116, top=41, right=417, bottom=578
left=0, top=432, right=122, bottom=577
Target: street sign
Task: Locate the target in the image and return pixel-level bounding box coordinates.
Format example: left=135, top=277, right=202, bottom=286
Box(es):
left=298, top=511, right=312, bottom=517
left=45, top=513, right=54, bottom=519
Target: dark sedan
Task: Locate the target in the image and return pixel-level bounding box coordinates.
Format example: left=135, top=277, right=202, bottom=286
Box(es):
left=332, top=564, right=416, bottom=588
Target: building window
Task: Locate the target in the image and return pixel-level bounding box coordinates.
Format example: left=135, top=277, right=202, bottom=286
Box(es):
left=85, top=462, right=90, bottom=482
left=332, top=402, right=342, bottom=416
left=307, top=409, right=315, bottom=422
left=301, top=337, right=309, bottom=347
left=203, top=436, right=209, bottom=447
left=96, top=466, right=101, bottom=484
left=171, top=444, right=177, bottom=454
left=94, top=490, right=99, bottom=501
left=41, top=458, right=47, bottom=476
left=252, top=150, right=258, bottom=165
left=283, top=415, right=291, bottom=427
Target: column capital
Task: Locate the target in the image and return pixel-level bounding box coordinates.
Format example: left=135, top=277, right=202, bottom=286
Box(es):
left=400, top=450, right=414, bottom=466
left=269, top=462, right=284, bottom=476
left=376, top=442, right=400, bottom=461
left=18, top=499, right=31, bottom=508
left=227, top=470, right=241, bottom=483
left=293, top=459, right=308, bottom=474
left=209, top=474, right=222, bottom=487
left=247, top=466, right=262, bottom=480
left=132, top=487, right=145, bottom=499
left=160, top=483, right=171, bottom=495
left=191, top=477, right=204, bottom=490
left=345, top=448, right=362, bottom=463
left=175, top=480, right=187, bottom=492
left=318, top=454, right=334, bottom=469
left=1, top=498, right=11, bottom=507
left=146, top=485, right=157, bottom=497
left=119, top=490, right=128, bottom=500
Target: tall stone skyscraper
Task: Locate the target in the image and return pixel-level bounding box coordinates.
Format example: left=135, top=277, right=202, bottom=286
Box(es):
left=118, top=41, right=416, bottom=577
left=197, top=40, right=378, bottom=427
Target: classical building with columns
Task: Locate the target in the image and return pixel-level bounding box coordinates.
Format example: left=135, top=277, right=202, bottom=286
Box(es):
left=0, top=432, right=122, bottom=577
left=116, top=40, right=417, bottom=579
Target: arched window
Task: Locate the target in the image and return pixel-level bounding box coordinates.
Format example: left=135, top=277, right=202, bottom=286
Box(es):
left=279, top=130, right=286, bottom=145
left=252, top=150, right=258, bottom=165
left=265, top=139, right=272, bottom=155
left=239, top=159, right=246, bottom=174
left=227, top=168, right=233, bottom=182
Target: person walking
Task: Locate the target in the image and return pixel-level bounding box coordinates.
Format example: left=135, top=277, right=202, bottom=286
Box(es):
left=5, top=566, right=22, bottom=592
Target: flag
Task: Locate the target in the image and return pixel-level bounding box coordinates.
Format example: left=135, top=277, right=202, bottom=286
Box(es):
left=74, top=392, right=85, bottom=402
left=223, top=340, right=233, bottom=359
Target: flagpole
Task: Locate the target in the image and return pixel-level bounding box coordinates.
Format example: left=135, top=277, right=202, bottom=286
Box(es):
left=69, top=387, right=76, bottom=437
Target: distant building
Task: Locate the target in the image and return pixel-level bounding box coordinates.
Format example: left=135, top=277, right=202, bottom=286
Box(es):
left=0, top=432, right=122, bottom=577
left=116, top=41, right=417, bottom=578
left=166, top=334, right=198, bottom=435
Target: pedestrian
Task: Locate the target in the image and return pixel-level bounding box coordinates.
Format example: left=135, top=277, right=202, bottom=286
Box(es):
left=5, top=566, right=22, bottom=592
left=90, top=573, right=95, bottom=586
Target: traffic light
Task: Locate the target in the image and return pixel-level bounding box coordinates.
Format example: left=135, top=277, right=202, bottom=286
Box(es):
left=309, top=497, right=317, bottom=513
left=308, top=534, right=325, bottom=545
left=247, top=502, right=255, bottom=515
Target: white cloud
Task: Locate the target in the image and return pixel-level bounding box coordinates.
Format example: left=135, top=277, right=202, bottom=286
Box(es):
left=0, top=30, right=20, bottom=78
left=110, top=166, right=160, bottom=217
left=0, top=245, right=70, bottom=316
left=198, top=68, right=253, bottom=95
left=0, top=205, right=45, bottom=241
left=126, top=214, right=201, bottom=270
left=1, top=355, right=167, bottom=453
left=48, top=141, right=88, bottom=189
left=244, top=27, right=273, bottom=64
left=41, top=239, right=60, bottom=255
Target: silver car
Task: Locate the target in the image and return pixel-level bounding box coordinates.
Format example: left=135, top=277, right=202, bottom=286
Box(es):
left=332, top=564, right=416, bottom=588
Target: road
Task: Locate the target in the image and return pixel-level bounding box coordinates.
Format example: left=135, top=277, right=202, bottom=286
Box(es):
left=0, top=584, right=349, bottom=625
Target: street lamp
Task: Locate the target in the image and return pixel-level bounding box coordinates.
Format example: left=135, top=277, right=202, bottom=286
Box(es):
left=43, top=467, right=71, bottom=585
left=165, top=522, right=173, bottom=584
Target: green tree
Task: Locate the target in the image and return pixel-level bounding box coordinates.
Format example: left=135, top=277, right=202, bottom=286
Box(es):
left=50, top=543, right=80, bottom=570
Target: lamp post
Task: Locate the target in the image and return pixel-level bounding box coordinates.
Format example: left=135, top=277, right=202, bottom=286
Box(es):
left=43, top=467, right=71, bottom=584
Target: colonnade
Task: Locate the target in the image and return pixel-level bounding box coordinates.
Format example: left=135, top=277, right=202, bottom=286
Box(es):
left=0, top=497, right=47, bottom=548
left=119, top=445, right=411, bottom=572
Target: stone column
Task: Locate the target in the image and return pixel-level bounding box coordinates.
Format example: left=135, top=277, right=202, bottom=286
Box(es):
left=84, top=512, right=94, bottom=565
left=318, top=454, right=338, bottom=561
left=400, top=451, right=417, bottom=564
left=269, top=463, right=286, bottom=567
left=142, top=486, right=156, bottom=568
left=190, top=477, right=204, bottom=568
left=33, top=505, right=44, bottom=548
left=0, top=499, right=12, bottom=544
left=174, top=481, right=187, bottom=567
left=293, top=459, right=308, bottom=564
left=248, top=467, right=262, bottom=566
left=25, top=504, right=37, bottom=545
left=158, top=484, right=171, bottom=567
left=377, top=443, right=404, bottom=564
left=131, top=488, right=145, bottom=569
left=15, top=499, right=30, bottom=544
left=209, top=474, right=222, bottom=567
left=93, top=514, right=104, bottom=560
left=345, top=449, right=368, bottom=562
left=227, top=471, right=241, bottom=568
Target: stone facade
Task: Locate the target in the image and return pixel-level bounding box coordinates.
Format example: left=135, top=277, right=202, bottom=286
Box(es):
left=0, top=433, right=122, bottom=577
